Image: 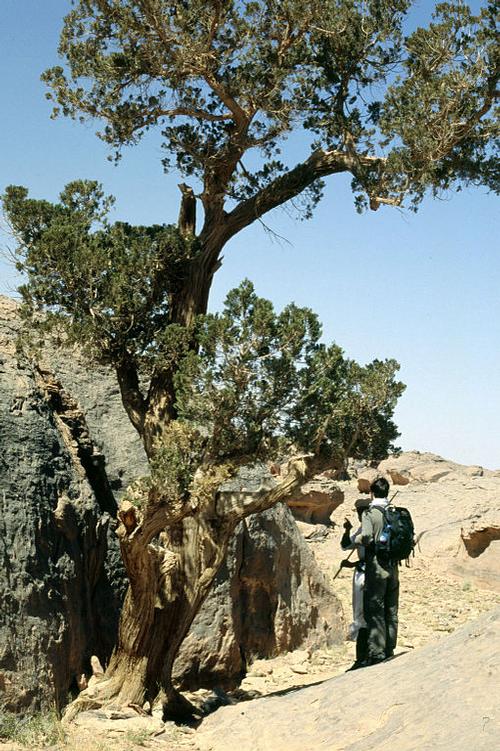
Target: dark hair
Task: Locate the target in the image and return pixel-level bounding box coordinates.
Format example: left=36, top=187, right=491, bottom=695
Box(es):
left=370, top=477, right=390, bottom=498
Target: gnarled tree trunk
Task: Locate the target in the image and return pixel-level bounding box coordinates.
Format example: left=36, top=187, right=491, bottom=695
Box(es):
left=64, top=457, right=312, bottom=721
left=103, top=512, right=235, bottom=719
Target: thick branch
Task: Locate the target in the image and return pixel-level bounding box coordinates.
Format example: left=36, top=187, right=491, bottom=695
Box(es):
left=115, top=355, right=146, bottom=436
left=224, top=149, right=384, bottom=240
left=159, top=106, right=233, bottom=122
left=217, top=453, right=330, bottom=525
left=177, top=183, right=196, bottom=236
left=202, top=72, right=250, bottom=130
left=116, top=498, right=194, bottom=550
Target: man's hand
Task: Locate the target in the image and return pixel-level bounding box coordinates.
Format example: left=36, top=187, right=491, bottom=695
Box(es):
left=343, top=517, right=353, bottom=531
left=340, top=558, right=356, bottom=568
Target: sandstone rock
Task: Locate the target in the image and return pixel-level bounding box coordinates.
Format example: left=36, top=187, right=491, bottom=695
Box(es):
left=387, top=469, right=410, bottom=485
left=286, top=476, right=344, bottom=524
left=408, top=464, right=452, bottom=483
left=464, top=465, right=484, bottom=477
left=452, top=518, right=500, bottom=591
left=377, top=456, right=410, bottom=485
left=356, top=468, right=380, bottom=493
left=377, top=451, right=489, bottom=485
left=195, top=607, right=500, bottom=751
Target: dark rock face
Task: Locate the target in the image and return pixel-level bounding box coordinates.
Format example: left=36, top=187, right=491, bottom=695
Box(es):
left=0, top=298, right=125, bottom=711
left=0, top=297, right=343, bottom=710
left=43, top=345, right=148, bottom=499
left=174, top=502, right=342, bottom=688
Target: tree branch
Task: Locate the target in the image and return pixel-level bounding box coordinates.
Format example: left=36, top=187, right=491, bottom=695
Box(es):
left=224, top=149, right=384, bottom=241
left=216, top=453, right=331, bottom=525
left=115, top=354, right=147, bottom=436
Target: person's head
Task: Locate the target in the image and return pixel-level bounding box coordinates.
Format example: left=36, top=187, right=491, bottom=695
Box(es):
left=354, top=497, right=370, bottom=520
left=370, top=476, right=390, bottom=499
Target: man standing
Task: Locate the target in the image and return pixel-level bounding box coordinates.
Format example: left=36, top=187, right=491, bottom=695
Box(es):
left=340, top=497, right=370, bottom=669
left=352, top=477, right=399, bottom=665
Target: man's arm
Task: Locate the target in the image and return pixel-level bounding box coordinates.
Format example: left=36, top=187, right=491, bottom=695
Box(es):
left=341, top=527, right=355, bottom=550
left=342, top=521, right=363, bottom=550
left=360, top=510, right=375, bottom=547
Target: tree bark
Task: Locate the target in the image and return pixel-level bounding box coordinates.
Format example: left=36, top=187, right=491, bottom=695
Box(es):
left=103, top=510, right=235, bottom=718
left=221, top=147, right=386, bottom=241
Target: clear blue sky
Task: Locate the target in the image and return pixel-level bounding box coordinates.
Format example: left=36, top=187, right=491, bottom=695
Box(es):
left=1, top=1, right=499, bottom=468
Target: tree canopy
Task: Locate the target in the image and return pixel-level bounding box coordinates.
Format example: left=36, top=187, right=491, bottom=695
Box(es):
left=43, top=0, right=498, bottom=218
left=3, top=181, right=404, bottom=477
left=3, top=180, right=405, bottom=722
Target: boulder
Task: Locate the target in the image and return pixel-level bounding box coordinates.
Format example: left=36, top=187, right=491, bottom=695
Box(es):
left=356, top=468, right=379, bottom=493
left=174, top=502, right=343, bottom=689
left=286, top=476, right=344, bottom=524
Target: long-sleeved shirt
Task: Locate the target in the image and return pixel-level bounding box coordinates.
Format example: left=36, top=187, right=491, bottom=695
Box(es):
left=341, top=525, right=365, bottom=561
left=351, top=498, right=389, bottom=548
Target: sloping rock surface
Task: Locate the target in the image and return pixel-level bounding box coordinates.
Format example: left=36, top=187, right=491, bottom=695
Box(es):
left=196, top=606, right=500, bottom=751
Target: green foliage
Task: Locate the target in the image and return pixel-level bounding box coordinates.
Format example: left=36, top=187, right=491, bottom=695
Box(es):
left=174, top=280, right=404, bottom=467
left=378, top=2, right=499, bottom=208
left=149, top=422, right=206, bottom=500
left=3, top=181, right=198, bottom=368
left=42, top=1, right=498, bottom=213
left=1, top=178, right=404, bottom=474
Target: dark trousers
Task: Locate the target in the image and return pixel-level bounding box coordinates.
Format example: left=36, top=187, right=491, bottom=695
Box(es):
left=356, top=627, right=369, bottom=663
left=364, top=558, right=399, bottom=660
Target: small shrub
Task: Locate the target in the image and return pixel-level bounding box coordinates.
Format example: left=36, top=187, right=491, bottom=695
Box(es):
left=125, top=728, right=150, bottom=747
left=0, top=708, right=65, bottom=747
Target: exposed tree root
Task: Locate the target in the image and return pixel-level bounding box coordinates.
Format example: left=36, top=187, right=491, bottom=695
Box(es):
left=62, top=675, right=201, bottom=726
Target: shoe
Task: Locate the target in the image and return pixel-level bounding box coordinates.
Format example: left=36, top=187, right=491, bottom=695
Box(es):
left=345, top=660, right=368, bottom=672
left=367, top=655, right=385, bottom=666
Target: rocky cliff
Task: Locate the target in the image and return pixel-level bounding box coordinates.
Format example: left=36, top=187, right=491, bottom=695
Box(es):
left=0, top=298, right=124, bottom=710
left=0, top=296, right=342, bottom=711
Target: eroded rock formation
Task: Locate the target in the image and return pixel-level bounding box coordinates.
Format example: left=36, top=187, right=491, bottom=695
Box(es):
left=174, top=501, right=342, bottom=689
left=286, top=476, right=344, bottom=524
left=0, top=297, right=124, bottom=711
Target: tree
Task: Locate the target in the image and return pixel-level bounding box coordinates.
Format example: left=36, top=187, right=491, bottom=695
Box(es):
left=3, top=181, right=404, bottom=717
left=3, top=0, right=497, bottom=718
left=42, top=0, right=498, bottom=331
